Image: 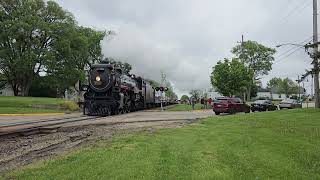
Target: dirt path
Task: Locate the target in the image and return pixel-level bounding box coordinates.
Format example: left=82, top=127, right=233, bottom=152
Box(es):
left=0, top=110, right=213, bottom=173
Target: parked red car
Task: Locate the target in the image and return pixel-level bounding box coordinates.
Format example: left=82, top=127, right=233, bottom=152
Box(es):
left=213, top=97, right=250, bottom=115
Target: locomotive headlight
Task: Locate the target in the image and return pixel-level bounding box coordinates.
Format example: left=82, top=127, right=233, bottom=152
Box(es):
left=95, top=76, right=101, bottom=82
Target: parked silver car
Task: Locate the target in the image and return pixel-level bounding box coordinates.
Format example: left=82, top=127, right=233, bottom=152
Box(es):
left=279, top=99, right=302, bottom=109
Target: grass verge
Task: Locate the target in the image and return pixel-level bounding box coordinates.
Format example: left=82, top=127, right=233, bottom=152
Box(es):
left=0, top=107, right=64, bottom=114
left=0, top=96, right=78, bottom=114
left=4, top=109, right=320, bottom=179
left=0, top=96, right=65, bottom=107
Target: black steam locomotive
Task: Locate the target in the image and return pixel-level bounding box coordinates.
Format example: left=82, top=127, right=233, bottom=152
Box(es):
left=81, top=62, right=162, bottom=116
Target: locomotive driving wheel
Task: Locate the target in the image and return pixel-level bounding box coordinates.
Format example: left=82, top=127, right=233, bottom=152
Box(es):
left=83, top=106, right=89, bottom=116
left=112, top=108, right=119, bottom=115
left=105, top=106, right=112, bottom=116
left=83, top=102, right=93, bottom=116
left=99, top=106, right=111, bottom=117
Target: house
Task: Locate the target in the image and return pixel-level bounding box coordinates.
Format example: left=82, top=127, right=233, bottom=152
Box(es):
left=207, top=91, right=222, bottom=99
left=0, top=85, right=14, bottom=96
left=207, top=88, right=222, bottom=99
left=256, top=86, right=307, bottom=100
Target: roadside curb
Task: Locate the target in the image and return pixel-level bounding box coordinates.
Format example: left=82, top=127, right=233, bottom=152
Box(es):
left=0, top=113, right=65, bottom=116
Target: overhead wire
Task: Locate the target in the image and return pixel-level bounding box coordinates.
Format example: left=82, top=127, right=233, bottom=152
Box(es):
left=272, top=0, right=314, bottom=63
left=279, top=0, right=312, bottom=24
left=273, top=36, right=314, bottom=65
left=275, top=36, right=312, bottom=59
left=262, top=1, right=314, bottom=84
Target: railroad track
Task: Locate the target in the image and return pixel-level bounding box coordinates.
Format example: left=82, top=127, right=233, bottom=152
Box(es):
left=0, top=108, right=205, bottom=137
left=0, top=116, right=102, bottom=137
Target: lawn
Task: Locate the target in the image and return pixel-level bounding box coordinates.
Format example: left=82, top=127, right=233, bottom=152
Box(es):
left=4, top=109, right=320, bottom=179
left=0, top=96, right=70, bottom=114
left=0, top=96, right=65, bottom=108
left=0, top=107, right=63, bottom=114
left=166, top=103, right=209, bottom=111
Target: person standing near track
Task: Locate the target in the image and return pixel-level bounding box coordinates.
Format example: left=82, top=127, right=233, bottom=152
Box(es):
left=200, top=97, right=204, bottom=109
left=204, top=98, right=208, bottom=109
left=208, top=98, right=213, bottom=107
left=191, top=96, right=196, bottom=110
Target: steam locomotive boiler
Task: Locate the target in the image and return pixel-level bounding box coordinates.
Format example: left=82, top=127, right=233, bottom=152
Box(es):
left=82, top=62, right=156, bottom=116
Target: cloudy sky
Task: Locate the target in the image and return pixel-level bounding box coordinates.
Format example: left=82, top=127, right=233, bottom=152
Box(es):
left=55, top=0, right=315, bottom=96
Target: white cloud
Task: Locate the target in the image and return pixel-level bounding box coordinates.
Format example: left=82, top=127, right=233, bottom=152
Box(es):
left=55, top=0, right=315, bottom=96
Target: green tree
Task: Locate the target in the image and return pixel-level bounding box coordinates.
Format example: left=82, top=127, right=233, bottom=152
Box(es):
left=280, top=78, right=298, bottom=98
left=146, top=79, right=160, bottom=87
left=180, top=95, right=189, bottom=104
left=267, top=77, right=299, bottom=98
left=47, top=26, right=106, bottom=94
left=164, top=81, right=178, bottom=100
left=232, top=40, right=276, bottom=77
left=122, top=62, right=132, bottom=75
left=146, top=79, right=178, bottom=100
left=189, top=89, right=201, bottom=101
left=211, top=58, right=253, bottom=97
left=104, top=58, right=132, bottom=75
left=267, top=77, right=282, bottom=98
left=0, top=0, right=106, bottom=96
left=232, top=40, right=276, bottom=100
left=0, top=0, right=73, bottom=96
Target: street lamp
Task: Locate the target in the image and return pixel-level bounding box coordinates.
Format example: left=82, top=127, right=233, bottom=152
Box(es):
left=276, top=43, right=313, bottom=57
left=275, top=43, right=305, bottom=48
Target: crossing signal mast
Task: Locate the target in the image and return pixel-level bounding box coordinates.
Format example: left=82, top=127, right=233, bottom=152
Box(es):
left=153, top=86, right=169, bottom=111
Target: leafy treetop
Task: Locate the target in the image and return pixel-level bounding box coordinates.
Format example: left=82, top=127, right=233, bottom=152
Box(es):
left=232, top=40, right=276, bottom=78
left=211, top=58, right=253, bottom=97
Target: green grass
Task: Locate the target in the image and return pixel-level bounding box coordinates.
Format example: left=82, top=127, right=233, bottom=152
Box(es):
left=166, top=103, right=208, bottom=111
left=0, top=96, right=66, bottom=114
left=0, top=96, right=65, bottom=108
left=0, top=107, right=63, bottom=114
left=4, top=109, right=320, bottom=179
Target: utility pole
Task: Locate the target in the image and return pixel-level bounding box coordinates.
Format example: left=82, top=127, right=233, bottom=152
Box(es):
left=240, top=35, right=247, bottom=101
left=241, top=34, right=244, bottom=45
left=160, top=71, right=166, bottom=111
left=297, top=76, right=301, bottom=100
left=312, top=74, right=314, bottom=97
left=306, top=0, right=320, bottom=107
left=313, top=0, right=320, bottom=108
left=238, top=35, right=250, bottom=101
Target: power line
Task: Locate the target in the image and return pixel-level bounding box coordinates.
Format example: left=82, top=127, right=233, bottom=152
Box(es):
left=275, top=35, right=320, bottom=60
left=275, top=36, right=312, bottom=58
left=274, top=46, right=302, bottom=65
left=256, top=1, right=311, bottom=40
left=273, top=36, right=313, bottom=65
left=280, top=0, right=312, bottom=24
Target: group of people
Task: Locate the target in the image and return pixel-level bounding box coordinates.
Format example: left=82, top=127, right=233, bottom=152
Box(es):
left=189, top=97, right=213, bottom=110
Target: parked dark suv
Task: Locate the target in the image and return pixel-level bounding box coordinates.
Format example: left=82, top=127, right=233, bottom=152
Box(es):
left=251, top=100, right=278, bottom=112
left=213, top=97, right=250, bottom=115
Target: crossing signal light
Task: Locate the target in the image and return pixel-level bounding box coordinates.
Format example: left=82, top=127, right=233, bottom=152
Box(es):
left=153, top=87, right=169, bottom=92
